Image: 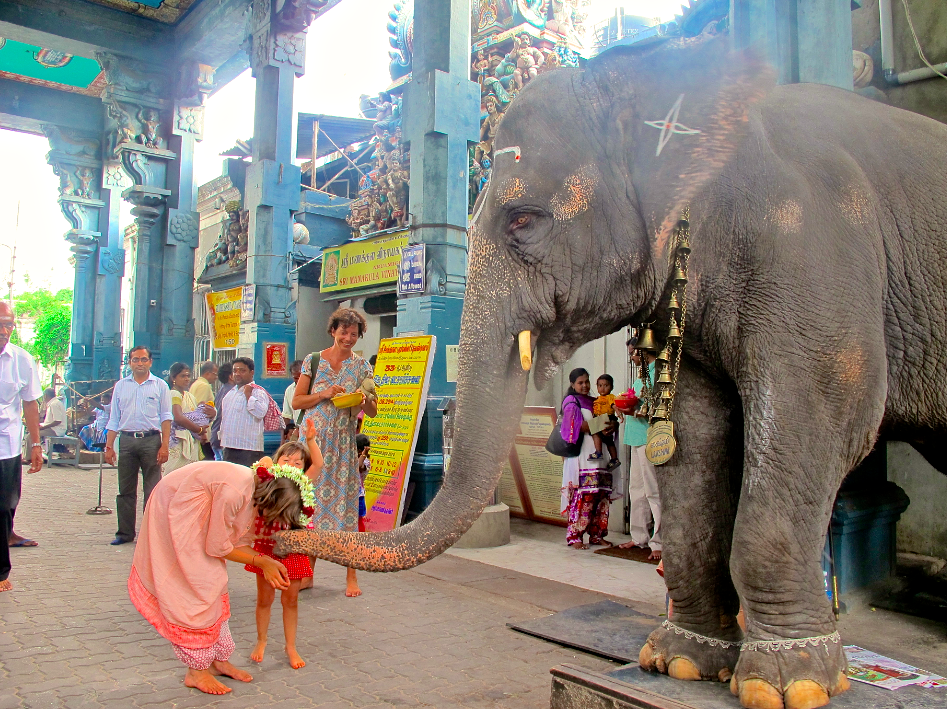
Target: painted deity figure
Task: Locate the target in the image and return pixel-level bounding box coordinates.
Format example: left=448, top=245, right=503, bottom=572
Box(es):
left=476, top=94, right=505, bottom=163
left=384, top=157, right=409, bottom=228
left=513, top=34, right=544, bottom=89
left=478, top=0, right=499, bottom=30
left=137, top=107, right=162, bottom=149
left=472, top=50, right=490, bottom=85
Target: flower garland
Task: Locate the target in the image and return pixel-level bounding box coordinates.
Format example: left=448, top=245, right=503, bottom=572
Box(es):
left=254, top=460, right=316, bottom=527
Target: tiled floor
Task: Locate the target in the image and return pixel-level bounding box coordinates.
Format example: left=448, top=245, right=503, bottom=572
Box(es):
left=446, top=517, right=668, bottom=610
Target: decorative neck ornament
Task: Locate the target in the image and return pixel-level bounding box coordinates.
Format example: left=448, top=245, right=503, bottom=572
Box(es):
left=635, top=208, right=691, bottom=465
left=255, top=460, right=317, bottom=527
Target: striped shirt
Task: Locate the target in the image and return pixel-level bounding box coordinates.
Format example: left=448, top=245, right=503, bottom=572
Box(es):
left=220, top=382, right=267, bottom=452
left=106, top=373, right=173, bottom=432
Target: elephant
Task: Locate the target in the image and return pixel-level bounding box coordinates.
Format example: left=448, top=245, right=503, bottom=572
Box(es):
left=277, top=36, right=947, bottom=709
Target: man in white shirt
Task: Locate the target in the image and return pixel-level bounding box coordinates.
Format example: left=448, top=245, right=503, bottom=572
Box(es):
left=104, top=345, right=172, bottom=545
left=220, top=357, right=267, bottom=466
left=0, top=301, right=43, bottom=592
left=281, top=359, right=303, bottom=442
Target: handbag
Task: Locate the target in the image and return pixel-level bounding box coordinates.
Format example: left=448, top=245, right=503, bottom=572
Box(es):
left=545, top=395, right=583, bottom=458
left=295, top=352, right=321, bottom=426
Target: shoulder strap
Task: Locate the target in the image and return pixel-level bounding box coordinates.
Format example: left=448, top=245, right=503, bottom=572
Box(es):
left=295, top=352, right=321, bottom=425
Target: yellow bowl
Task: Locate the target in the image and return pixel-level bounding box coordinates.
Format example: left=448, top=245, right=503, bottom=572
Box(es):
left=331, top=392, right=362, bottom=408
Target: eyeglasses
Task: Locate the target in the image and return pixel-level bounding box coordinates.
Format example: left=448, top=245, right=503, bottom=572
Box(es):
left=129, top=357, right=151, bottom=363
left=0, top=322, right=15, bottom=332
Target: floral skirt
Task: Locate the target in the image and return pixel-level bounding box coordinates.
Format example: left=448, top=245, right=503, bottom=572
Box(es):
left=566, top=472, right=613, bottom=545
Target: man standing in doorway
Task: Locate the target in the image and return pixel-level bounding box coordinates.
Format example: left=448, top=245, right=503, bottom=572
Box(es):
left=104, top=345, right=172, bottom=545
left=281, top=359, right=303, bottom=442
left=189, top=360, right=218, bottom=460
left=618, top=336, right=662, bottom=560
left=220, top=357, right=266, bottom=466
left=0, top=301, right=43, bottom=592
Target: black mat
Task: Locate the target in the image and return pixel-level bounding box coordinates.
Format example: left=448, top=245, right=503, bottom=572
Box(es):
left=508, top=599, right=658, bottom=662
left=594, top=544, right=661, bottom=565
left=608, top=664, right=947, bottom=709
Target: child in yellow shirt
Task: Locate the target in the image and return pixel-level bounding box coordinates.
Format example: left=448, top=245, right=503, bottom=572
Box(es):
left=589, top=374, right=621, bottom=470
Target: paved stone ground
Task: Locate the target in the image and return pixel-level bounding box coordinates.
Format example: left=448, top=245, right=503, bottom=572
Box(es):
left=0, top=464, right=615, bottom=709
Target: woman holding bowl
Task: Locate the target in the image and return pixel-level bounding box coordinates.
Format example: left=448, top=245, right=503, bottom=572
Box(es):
left=292, top=308, right=377, bottom=596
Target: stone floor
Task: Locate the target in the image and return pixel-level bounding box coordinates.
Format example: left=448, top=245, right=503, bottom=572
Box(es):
left=0, top=464, right=622, bottom=709
left=4, top=463, right=947, bottom=708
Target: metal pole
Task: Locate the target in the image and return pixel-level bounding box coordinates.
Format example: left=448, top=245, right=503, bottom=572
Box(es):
left=86, top=452, right=113, bottom=515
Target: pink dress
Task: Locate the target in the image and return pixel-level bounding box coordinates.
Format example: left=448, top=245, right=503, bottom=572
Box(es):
left=128, top=461, right=256, bottom=649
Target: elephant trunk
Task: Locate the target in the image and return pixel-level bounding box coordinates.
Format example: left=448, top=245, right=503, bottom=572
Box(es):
left=279, top=295, right=530, bottom=571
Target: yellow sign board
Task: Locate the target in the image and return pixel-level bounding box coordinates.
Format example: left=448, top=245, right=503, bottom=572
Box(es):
left=360, top=335, right=436, bottom=531
left=205, top=286, right=243, bottom=350
left=320, top=231, right=408, bottom=292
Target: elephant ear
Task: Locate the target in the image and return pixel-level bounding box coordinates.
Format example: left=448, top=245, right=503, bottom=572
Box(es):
left=583, top=36, right=775, bottom=258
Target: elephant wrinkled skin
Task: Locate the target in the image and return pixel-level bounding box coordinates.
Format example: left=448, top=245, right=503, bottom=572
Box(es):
left=278, top=37, right=947, bottom=709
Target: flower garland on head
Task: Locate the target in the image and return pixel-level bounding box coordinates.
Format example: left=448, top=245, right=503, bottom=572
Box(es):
left=254, top=459, right=316, bottom=527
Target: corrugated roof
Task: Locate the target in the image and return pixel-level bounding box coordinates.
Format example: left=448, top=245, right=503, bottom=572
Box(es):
left=296, top=114, right=376, bottom=160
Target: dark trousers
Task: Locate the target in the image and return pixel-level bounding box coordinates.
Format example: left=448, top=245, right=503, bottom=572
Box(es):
left=223, top=448, right=263, bottom=467
left=0, top=456, right=21, bottom=582
left=200, top=441, right=215, bottom=461
left=116, top=434, right=162, bottom=541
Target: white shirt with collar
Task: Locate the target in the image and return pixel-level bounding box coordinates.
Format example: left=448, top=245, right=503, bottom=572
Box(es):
left=106, top=372, right=173, bottom=433
left=42, top=396, right=67, bottom=437
left=0, top=342, right=42, bottom=460
left=220, top=382, right=268, bottom=452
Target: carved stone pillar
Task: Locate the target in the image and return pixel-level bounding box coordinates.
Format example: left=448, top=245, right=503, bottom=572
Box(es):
left=43, top=125, right=106, bottom=388
left=98, top=52, right=194, bottom=373
left=242, top=0, right=317, bottom=397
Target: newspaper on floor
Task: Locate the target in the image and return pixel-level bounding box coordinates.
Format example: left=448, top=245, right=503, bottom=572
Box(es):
left=845, top=645, right=947, bottom=690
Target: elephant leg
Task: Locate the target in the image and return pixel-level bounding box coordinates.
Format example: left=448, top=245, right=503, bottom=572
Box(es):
left=639, top=361, right=744, bottom=682
left=728, top=363, right=882, bottom=709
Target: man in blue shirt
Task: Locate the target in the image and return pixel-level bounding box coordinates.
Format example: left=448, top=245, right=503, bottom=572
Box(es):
left=104, top=345, right=173, bottom=545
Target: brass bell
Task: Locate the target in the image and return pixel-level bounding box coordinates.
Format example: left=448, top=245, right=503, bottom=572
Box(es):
left=675, top=218, right=689, bottom=233
left=671, top=264, right=687, bottom=284
left=636, top=326, right=658, bottom=352
left=667, top=317, right=682, bottom=341
left=655, top=346, right=671, bottom=363
left=676, top=234, right=691, bottom=255
left=660, top=386, right=673, bottom=399
left=651, top=402, right=669, bottom=420
left=657, top=368, right=672, bottom=384
left=668, top=292, right=681, bottom=311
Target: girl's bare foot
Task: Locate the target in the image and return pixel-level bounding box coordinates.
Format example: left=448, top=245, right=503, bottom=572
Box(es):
left=648, top=550, right=662, bottom=560
left=211, top=660, right=252, bottom=682
left=0, top=579, right=11, bottom=592
left=184, top=668, right=231, bottom=695
left=345, top=579, right=362, bottom=597
left=569, top=542, right=589, bottom=550
left=591, top=539, right=613, bottom=547
left=286, top=645, right=306, bottom=669
left=250, top=639, right=266, bottom=663
left=617, top=541, right=638, bottom=549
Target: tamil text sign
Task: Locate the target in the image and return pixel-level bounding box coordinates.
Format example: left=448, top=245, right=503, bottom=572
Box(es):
left=320, top=231, right=408, bottom=293
left=361, top=336, right=436, bottom=531
left=205, top=286, right=243, bottom=350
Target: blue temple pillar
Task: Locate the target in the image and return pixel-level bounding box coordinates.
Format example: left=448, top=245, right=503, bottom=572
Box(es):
left=42, top=125, right=108, bottom=393
left=731, top=0, right=853, bottom=89
left=399, top=0, right=480, bottom=513
left=98, top=52, right=197, bottom=375
left=94, top=158, right=128, bottom=383
left=242, top=3, right=311, bottom=399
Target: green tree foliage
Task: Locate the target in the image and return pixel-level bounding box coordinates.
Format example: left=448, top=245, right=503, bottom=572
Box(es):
left=12, top=283, right=73, bottom=368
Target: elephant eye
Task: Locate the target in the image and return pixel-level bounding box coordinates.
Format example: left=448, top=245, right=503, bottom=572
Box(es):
left=511, top=214, right=532, bottom=230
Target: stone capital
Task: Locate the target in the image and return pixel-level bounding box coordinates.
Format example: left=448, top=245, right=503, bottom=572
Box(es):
left=118, top=144, right=176, bottom=188
left=43, top=126, right=103, bottom=201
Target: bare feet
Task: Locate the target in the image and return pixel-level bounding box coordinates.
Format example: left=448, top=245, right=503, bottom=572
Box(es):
left=569, top=542, right=589, bottom=550
left=212, top=660, right=252, bottom=682
left=250, top=639, right=266, bottom=663
left=184, top=668, right=231, bottom=695
left=286, top=646, right=306, bottom=669
left=345, top=579, right=362, bottom=597
left=591, top=539, right=614, bottom=547
left=617, top=541, right=638, bottom=549
left=648, top=550, right=662, bottom=560
left=0, top=579, right=11, bottom=592
left=299, top=577, right=313, bottom=590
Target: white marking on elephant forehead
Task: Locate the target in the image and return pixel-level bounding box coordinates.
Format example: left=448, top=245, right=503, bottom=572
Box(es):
left=839, top=186, right=870, bottom=226
left=494, top=146, right=521, bottom=163
left=644, top=94, right=702, bottom=157
left=550, top=164, right=599, bottom=221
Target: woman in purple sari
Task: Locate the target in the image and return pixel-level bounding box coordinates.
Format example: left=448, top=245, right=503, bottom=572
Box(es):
left=559, top=368, right=620, bottom=549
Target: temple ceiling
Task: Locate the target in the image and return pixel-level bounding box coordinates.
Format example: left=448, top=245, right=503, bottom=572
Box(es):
left=73, top=0, right=199, bottom=24
left=0, top=37, right=106, bottom=95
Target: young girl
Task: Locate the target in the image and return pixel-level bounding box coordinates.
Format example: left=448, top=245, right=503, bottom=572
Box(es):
left=246, top=420, right=323, bottom=669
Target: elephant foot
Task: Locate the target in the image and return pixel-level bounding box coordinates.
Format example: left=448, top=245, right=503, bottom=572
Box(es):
left=730, top=633, right=850, bottom=709
left=639, top=619, right=742, bottom=683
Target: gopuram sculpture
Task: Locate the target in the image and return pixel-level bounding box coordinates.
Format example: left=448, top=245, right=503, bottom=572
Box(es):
left=203, top=200, right=249, bottom=269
